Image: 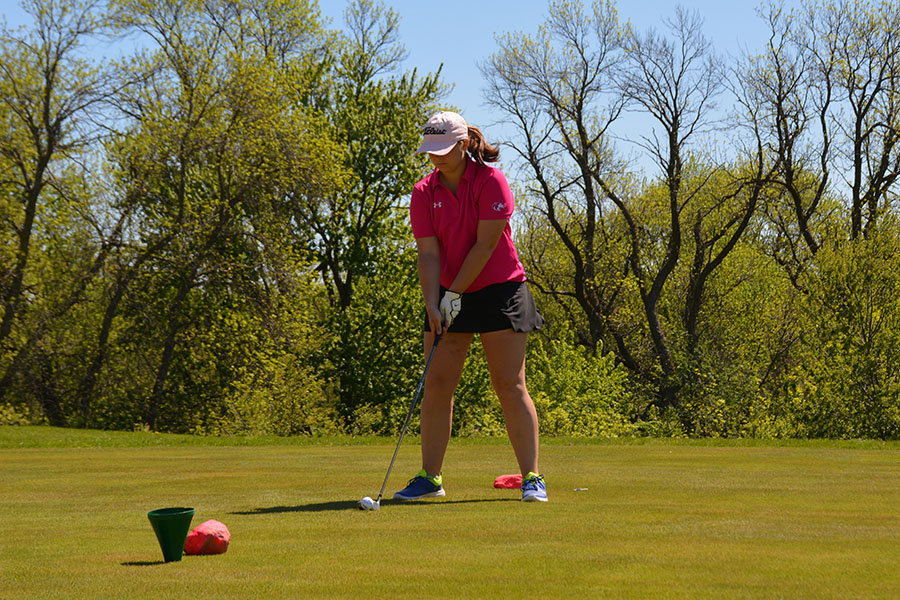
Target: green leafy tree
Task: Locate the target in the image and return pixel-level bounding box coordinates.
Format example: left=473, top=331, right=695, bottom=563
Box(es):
left=92, top=0, right=343, bottom=431
left=744, top=1, right=900, bottom=276
left=287, top=0, right=445, bottom=424
left=0, top=0, right=119, bottom=418
left=792, top=227, right=900, bottom=438
left=484, top=1, right=769, bottom=425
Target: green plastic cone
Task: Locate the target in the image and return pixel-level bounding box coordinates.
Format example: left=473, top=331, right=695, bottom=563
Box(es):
left=147, top=507, right=195, bottom=563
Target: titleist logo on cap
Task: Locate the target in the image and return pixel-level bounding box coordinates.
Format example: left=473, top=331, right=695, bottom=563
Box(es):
left=415, top=111, right=469, bottom=156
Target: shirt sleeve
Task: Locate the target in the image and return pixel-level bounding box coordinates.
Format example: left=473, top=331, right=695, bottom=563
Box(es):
left=478, top=167, right=515, bottom=220
left=409, top=183, right=436, bottom=239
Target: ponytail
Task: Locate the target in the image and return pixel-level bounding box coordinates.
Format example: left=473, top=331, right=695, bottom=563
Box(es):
left=466, top=126, right=500, bottom=165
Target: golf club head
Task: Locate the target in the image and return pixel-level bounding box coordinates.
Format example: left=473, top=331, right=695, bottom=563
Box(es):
left=357, top=496, right=379, bottom=511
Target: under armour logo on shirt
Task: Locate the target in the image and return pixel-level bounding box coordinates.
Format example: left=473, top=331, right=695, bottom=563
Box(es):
left=434, top=202, right=442, bottom=208
left=492, top=202, right=505, bottom=212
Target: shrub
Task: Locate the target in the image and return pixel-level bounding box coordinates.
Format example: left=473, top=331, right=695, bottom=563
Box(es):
left=526, top=338, right=636, bottom=437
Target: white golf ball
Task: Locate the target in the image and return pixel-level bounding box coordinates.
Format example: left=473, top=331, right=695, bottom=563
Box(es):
left=358, top=496, right=379, bottom=511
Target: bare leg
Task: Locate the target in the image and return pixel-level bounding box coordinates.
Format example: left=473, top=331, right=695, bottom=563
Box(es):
left=420, top=331, right=472, bottom=477
left=480, top=329, right=539, bottom=476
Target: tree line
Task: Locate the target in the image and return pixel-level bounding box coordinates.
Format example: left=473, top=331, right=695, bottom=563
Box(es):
left=1, top=0, right=898, bottom=439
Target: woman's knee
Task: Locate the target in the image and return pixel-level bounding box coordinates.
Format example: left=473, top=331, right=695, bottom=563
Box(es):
left=425, top=367, right=462, bottom=395
left=491, top=374, right=529, bottom=404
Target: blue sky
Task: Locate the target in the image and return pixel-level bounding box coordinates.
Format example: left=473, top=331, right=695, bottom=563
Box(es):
left=2, top=0, right=798, bottom=161
left=319, top=0, right=797, bottom=141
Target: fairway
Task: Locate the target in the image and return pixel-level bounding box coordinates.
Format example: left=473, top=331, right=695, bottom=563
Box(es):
left=2, top=428, right=900, bottom=599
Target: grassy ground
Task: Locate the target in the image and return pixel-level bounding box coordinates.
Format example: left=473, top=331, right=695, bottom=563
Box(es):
left=2, top=426, right=899, bottom=599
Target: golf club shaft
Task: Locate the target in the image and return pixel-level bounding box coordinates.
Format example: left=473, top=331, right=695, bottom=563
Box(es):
left=376, top=334, right=441, bottom=502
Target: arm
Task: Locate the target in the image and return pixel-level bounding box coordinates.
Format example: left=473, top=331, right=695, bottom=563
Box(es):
left=437, top=219, right=507, bottom=330
left=448, top=218, right=508, bottom=293
left=416, top=236, right=444, bottom=335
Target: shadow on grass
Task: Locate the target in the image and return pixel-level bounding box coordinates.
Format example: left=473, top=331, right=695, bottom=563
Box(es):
left=232, top=500, right=359, bottom=514
left=232, top=497, right=518, bottom=515
left=121, top=560, right=165, bottom=566
left=398, top=498, right=518, bottom=506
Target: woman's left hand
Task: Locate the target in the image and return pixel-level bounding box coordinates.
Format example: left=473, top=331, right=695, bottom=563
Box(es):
left=439, top=290, right=462, bottom=329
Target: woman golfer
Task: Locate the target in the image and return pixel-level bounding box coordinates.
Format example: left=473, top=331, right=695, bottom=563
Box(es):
left=394, top=111, right=547, bottom=503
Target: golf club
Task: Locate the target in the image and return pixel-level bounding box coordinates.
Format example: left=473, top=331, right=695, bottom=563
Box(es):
left=358, top=334, right=442, bottom=511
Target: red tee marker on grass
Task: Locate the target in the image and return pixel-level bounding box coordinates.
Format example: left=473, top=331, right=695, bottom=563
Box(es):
left=493, top=474, right=522, bottom=489
left=184, top=519, right=230, bottom=555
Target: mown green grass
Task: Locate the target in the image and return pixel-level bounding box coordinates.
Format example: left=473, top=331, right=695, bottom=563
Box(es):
left=2, top=426, right=899, bottom=599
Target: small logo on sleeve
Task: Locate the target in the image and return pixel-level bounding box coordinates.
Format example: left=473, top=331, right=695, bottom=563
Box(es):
left=491, top=202, right=506, bottom=212
left=433, top=202, right=442, bottom=208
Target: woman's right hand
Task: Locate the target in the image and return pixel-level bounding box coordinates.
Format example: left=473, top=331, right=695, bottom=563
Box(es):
left=426, top=303, right=444, bottom=336
left=416, top=237, right=444, bottom=335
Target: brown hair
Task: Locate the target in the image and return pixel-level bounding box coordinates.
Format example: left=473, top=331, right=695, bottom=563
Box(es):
left=466, top=126, right=500, bottom=165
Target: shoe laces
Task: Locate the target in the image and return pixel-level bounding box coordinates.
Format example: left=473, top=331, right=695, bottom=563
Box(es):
left=522, top=474, right=545, bottom=491
left=407, top=474, right=428, bottom=486
left=407, top=471, right=441, bottom=487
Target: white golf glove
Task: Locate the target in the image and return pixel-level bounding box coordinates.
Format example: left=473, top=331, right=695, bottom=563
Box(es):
left=439, top=290, right=462, bottom=328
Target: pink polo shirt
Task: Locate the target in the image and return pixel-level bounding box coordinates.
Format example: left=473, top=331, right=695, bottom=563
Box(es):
left=409, top=158, right=527, bottom=293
